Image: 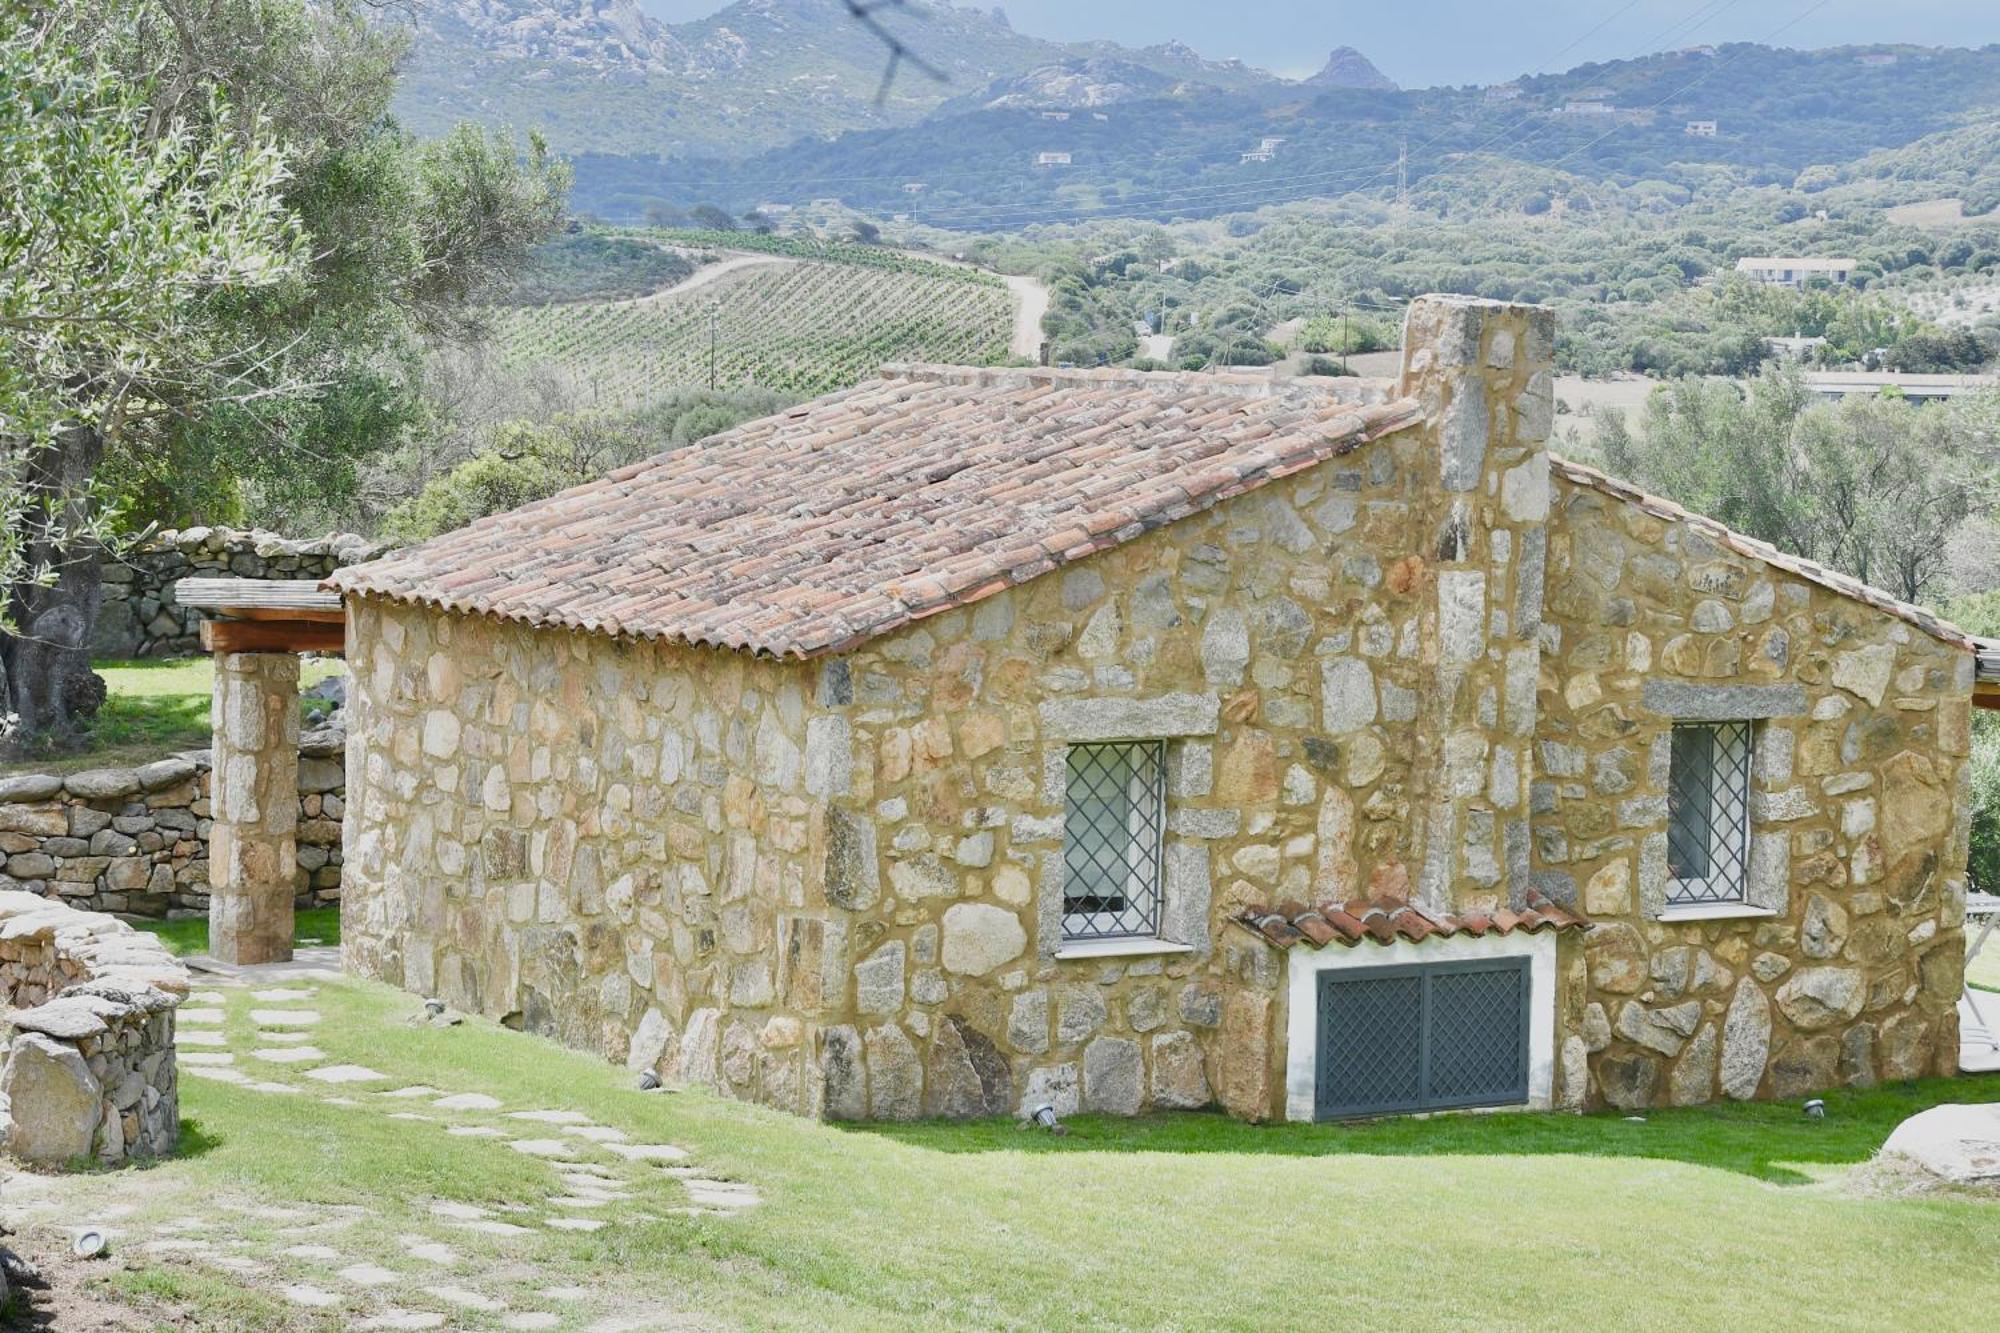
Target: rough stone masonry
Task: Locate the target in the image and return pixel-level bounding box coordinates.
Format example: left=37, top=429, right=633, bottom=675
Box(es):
left=331, top=294, right=1974, bottom=1122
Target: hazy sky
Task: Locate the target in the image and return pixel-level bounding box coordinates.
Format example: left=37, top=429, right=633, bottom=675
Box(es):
left=637, top=1, right=2000, bottom=87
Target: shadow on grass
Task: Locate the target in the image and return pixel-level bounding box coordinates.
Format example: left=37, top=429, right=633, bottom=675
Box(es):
left=133, top=906, right=342, bottom=958
left=841, top=1073, right=2000, bottom=1185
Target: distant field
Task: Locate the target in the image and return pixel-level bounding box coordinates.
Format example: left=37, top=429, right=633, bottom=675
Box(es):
left=1885, top=198, right=1971, bottom=228
left=486, top=256, right=1014, bottom=409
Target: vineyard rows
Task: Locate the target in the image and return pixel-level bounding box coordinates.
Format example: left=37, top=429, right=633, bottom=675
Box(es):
left=487, top=260, right=1014, bottom=407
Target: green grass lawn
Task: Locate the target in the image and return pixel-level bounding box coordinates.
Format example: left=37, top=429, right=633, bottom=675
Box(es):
left=132, top=905, right=341, bottom=958
left=77, top=971, right=2000, bottom=1331
left=2, top=656, right=344, bottom=775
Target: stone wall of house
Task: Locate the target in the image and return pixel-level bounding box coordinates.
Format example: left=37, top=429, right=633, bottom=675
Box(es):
left=0, top=733, right=345, bottom=918
left=805, top=296, right=1562, bottom=1122
left=340, top=598, right=838, bottom=1113
left=0, top=890, right=188, bottom=1165
left=94, top=527, right=384, bottom=659
left=1537, top=473, right=1972, bottom=1110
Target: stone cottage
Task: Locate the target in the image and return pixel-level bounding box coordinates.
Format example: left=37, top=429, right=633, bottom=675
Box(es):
left=325, top=295, right=1974, bottom=1122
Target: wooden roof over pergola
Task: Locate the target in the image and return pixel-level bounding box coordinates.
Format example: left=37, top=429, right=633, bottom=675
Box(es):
left=175, top=578, right=346, bottom=655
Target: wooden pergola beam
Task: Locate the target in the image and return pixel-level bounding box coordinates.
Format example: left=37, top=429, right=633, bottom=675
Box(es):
left=176, top=578, right=343, bottom=617
left=198, top=618, right=346, bottom=655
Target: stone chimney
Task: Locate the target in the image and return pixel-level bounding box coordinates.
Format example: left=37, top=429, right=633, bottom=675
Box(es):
left=1398, top=295, right=1557, bottom=915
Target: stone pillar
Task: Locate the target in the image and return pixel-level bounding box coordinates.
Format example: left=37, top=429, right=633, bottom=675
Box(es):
left=1399, top=295, right=1556, bottom=916
left=209, top=651, right=300, bottom=964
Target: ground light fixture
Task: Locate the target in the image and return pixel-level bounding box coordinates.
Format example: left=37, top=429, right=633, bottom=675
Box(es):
left=72, top=1229, right=107, bottom=1259
left=1029, top=1104, right=1068, bottom=1136
left=1804, top=1098, right=1827, bottom=1120
left=638, top=1071, right=663, bottom=1091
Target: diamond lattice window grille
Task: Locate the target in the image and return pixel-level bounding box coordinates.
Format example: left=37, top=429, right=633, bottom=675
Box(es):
left=1061, top=741, right=1166, bottom=942
left=1666, top=720, right=1752, bottom=906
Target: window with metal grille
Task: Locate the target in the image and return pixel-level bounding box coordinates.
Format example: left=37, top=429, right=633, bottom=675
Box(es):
left=1061, top=741, right=1166, bottom=942
left=1666, top=720, right=1752, bottom=907
left=1314, top=959, right=1530, bottom=1119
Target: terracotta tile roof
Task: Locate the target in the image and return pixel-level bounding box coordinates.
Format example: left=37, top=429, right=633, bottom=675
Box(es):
left=328, top=366, right=1420, bottom=658
left=1234, top=890, right=1590, bottom=949
left=1549, top=455, right=1975, bottom=652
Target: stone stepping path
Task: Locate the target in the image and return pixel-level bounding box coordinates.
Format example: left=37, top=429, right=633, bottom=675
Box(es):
left=250, top=1009, right=321, bottom=1027
left=306, top=1064, right=389, bottom=1084
left=282, top=1283, right=341, bottom=1308
left=252, top=1046, right=326, bottom=1064
left=433, top=1091, right=502, bottom=1111
left=136, top=971, right=753, bottom=1332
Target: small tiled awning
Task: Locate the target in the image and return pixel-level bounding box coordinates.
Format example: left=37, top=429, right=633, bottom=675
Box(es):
left=1235, top=891, right=1590, bottom=949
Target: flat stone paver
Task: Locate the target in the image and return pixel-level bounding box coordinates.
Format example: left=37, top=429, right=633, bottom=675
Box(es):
left=507, top=1109, right=593, bottom=1125
left=447, top=1125, right=508, bottom=1139
left=604, top=1143, right=688, bottom=1163
left=307, top=1065, right=390, bottom=1084
left=178, top=1029, right=228, bottom=1046
left=425, top=1285, right=505, bottom=1311
left=685, top=1181, right=759, bottom=1209
left=183, top=1066, right=252, bottom=1084
left=357, top=1312, right=447, bottom=1331
left=250, top=1009, right=321, bottom=1027
left=190, top=990, right=228, bottom=1004
left=545, top=1217, right=605, bottom=1232
left=453, top=1219, right=534, bottom=1237
left=504, top=1315, right=562, bottom=1331
left=564, top=1125, right=629, bottom=1143
left=253, top=987, right=317, bottom=1001
left=508, top=1138, right=577, bottom=1158
left=388, top=1112, right=434, bottom=1122
left=433, top=1092, right=503, bottom=1111
left=549, top=1196, right=613, bottom=1209
left=382, top=1086, right=442, bottom=1099
left=257, top=1030, right=314, bottom=1044
left=178, top=1008, right=225, bottom=1024
left=179, top=1052, right=235, bottom=1066
left=399, top=1235, right=460, bottom=1265
left=281, top=1284, right=341, bottom=1308
left=251, top=1046, right=327, bottom=1064
left=338, top=1262, right=400, bottom=1287
left=428, top=1202, right=488, bottom=1220
left=283, top=1244, right=343, bottom=1260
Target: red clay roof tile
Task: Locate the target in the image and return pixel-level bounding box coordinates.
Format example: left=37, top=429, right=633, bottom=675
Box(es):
left=1235, top=890, right=1590, bottom=949
left=328, top=366, right=1417, bottom=658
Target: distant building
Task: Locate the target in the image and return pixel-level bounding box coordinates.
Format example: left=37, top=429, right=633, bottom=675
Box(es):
left=1041, top=110, right=1071, bottom=122
left=1804, top=371, right=1996, bottom=401
left=755, top=202, right=794, bottom=216
left=1091, top=112, right=1110, bottom=122
left=902, top=183, right=926, bottom=195
left=1485, top=83, right=1522, bottom=102
left=1260, top=137, right=1287, bottom=152
left=1856, top=52, right=1899, bottom=67
left=1555, top=101, right=1615, bottom=117
left=1764, top=335, right=1827, bottom=359
left=1240, top=148, right=1275, bottom=164
left=1684, top=120, right=1718, bottom=138
left=1034, top=151, right=1073, bottom=168
left=1735, top=256, right=1858, bottom=287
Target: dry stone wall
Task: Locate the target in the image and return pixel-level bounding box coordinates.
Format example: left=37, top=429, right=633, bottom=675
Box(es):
left=0, top=732, right=344, bottom=919
left=341, top=599, right=837, bottom=1114
left=94, top=527, right=383, bottom=659
left=0, top=891, right=188, bottom=1165
left=1538, top=474, right=1971, bottom=1110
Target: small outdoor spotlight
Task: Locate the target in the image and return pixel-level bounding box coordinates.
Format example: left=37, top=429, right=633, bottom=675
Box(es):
left=1029, top=1103, right=1068, bottom=1136
left=1803, top=1098, right=1826, bottom=1120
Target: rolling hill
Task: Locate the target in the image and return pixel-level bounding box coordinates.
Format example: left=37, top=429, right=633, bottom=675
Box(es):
left=484, top=233, right=1016, bottom=407
left=392, top=0, right=1299, bottom=159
